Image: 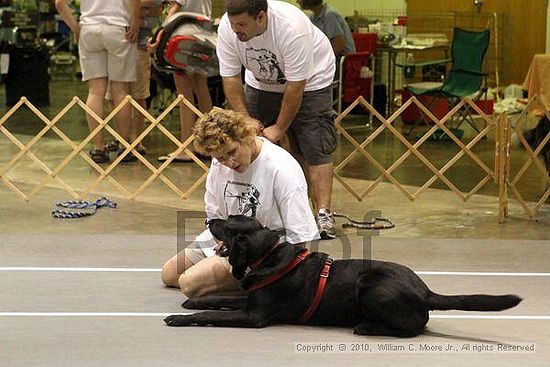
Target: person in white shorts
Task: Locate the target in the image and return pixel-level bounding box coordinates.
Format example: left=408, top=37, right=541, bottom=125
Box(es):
left=105, top=0, right=164, bottom=162
left=54, top=0, right=140, bottom=163
left=157, top=0, right=214, bottom=163
left=160, top=108, right=320, bottom=297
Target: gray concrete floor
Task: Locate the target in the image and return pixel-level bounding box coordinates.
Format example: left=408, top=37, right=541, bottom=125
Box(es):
left=0, top=79, right=549, bottom=366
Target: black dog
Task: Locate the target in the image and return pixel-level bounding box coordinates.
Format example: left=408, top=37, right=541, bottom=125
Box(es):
left=523, top=115, right=550, bottom=175
left=164, top=215, right=522, bottom=337
left=513, top=115, right=550, bottom=176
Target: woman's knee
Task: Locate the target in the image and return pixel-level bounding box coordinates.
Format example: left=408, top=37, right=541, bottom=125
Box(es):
left=161, top=257, right=179, bottom=287
left=178, top=272, right=205, bottom=298
left=161, top=251, right=198, bottom=287
left=177, top=257, right=236, bottom=298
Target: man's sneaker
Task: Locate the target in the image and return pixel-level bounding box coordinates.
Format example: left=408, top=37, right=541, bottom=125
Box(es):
left=105, top=141, right=120, bottom=152
left=316, top=208, right=336, bottom=240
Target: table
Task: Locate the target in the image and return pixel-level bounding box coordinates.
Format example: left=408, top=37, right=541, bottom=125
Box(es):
left=377, top=44, right=449, bottom=116
left=523, top=53, right=550, bottom=114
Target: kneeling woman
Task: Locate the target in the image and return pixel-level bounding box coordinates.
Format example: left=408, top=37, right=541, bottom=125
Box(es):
left=161, top=108, right=320, bottom=297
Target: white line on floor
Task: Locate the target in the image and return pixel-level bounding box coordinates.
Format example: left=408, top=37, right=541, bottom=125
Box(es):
left=416, top=271, right=550, bottom=277
left=1, top=267, right=550, bottom=277
left=430, top=315, right=550, bottom=320
left=0, top=312, right=548, bottom=320
left=0, top=312, right=192, bottom=317
left=0, top=267, right=160, bottom=272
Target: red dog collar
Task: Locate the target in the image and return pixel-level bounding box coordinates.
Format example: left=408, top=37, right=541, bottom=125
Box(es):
left=245, top=248, right=309, bottom=292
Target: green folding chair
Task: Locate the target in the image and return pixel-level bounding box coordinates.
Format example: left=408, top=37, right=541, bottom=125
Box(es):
left=403, top=27, right=491, bottom=138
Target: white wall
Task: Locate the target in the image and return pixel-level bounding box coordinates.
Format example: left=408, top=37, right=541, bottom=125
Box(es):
left=285, top=0, right=406, bottom=17
left=325, top=0, right=406, bottom=16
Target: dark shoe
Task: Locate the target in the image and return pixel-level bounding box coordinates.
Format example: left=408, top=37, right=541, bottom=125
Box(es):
left=136, top=144, right=147, bottom=155
left=118, top=149, right=138, bottom=162
left=105, top=141, right=120, bottom=152
left=194, top=151, right=211, bottom=160
left=89, top=149, right=110, bottom=163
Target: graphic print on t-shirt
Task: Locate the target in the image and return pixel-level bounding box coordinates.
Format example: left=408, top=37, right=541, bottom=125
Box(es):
left=224, top=180, right=261, bottom=217
left=245, top=47, right=286, bottom=85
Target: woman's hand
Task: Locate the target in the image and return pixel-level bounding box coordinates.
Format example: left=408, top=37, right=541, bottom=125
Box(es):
left=147, top=29, right=165, bottom=54
left=214, top=240, right=228, bottom=256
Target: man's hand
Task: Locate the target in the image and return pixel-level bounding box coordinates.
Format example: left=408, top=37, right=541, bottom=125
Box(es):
left=262, top=125, right=285, bottom=144
left=126, top=0, right=140, bottom=43
left=249, top=117, right=264, bottom=135
left=125, top=22, right=139, bottom=43
left=73, top=24, right=81, bottom=43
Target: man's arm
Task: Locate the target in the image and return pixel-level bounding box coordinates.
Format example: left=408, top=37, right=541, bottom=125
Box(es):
left=330, top=34, right=345, bottom=56
left=167, top=1, right=181, bottom=17
left=322, top=11, right=347, bottom=56
left=262, top=80, right=306, bottom=143
left=54, top=0, right=80, bottom=41
left=140, top=0, right=165, bottom=6
left=125, top=0, right=141, bottom=42
left=222, top=76, right=265, bottom=132
left=222, top=75, right=249, bottom=115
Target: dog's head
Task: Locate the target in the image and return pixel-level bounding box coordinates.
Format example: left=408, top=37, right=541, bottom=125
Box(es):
left=208, top=215, right=281, bottom=279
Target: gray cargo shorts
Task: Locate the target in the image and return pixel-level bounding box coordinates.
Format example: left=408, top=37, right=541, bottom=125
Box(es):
left=245, top=85, right=337, bottom=165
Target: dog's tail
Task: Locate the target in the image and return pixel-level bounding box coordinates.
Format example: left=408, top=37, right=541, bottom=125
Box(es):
left=427, top=293, right=522, bottom=311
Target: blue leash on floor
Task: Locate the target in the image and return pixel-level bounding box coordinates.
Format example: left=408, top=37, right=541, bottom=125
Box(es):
left=333, top=213, right=395, bottom=229
left=52, top=197, right=117, bottom=219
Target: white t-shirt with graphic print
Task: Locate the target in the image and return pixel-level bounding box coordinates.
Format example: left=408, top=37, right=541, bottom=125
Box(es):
left=195, top=137, right=320, bottom=257
left=216, top=0, right=335, bottom=93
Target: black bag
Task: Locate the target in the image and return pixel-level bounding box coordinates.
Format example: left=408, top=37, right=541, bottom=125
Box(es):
left=5, top=45, right=50, bottom=106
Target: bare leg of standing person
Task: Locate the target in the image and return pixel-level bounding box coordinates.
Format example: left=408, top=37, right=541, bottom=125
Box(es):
left=110, top=80, right=132, bottom=145
left=86, top=77, right=109, bottom=162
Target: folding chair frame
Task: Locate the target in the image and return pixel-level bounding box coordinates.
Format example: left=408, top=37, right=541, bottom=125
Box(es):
left=337, top=52, right=375, bottom=124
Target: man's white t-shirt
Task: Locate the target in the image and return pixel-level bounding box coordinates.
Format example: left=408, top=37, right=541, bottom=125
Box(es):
left=80, top=0, right=132, bottom=27
left=172, top=0, right=212, bottom=17
left=195, top=138, right=320, bottom=256
left=216, top=0, right=335, bottom=93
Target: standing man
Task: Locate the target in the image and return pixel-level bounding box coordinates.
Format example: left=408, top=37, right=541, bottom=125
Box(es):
left=55, top=0, right=139, bottom=163
left=216, top=0, right=337, bottom=239
left=298, top=0, right=356, bottom=57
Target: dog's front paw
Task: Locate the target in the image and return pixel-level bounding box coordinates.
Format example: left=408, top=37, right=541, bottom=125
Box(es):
left=181, top=299, right=196, bottom=309
left=164, top=314, right=188, bottom=327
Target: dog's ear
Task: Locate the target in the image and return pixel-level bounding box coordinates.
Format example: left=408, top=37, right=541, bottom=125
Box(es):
left=248, top=228, right=281, bottom=257
left=207, top=218, right=226, bottom=242
left=228, top=234, right=249, bottom=279
left=225, top=215, right=263, bottom=237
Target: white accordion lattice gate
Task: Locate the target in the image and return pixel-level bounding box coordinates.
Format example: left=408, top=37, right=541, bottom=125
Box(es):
left=0, top=94, right=209, bottom=202
left=334, top=95, right=550, bottom=222
left=1, top=94, right=548, bottom=222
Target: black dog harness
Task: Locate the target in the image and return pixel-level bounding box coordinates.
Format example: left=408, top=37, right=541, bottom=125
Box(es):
left=244, top=244, right=333, bottom=323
